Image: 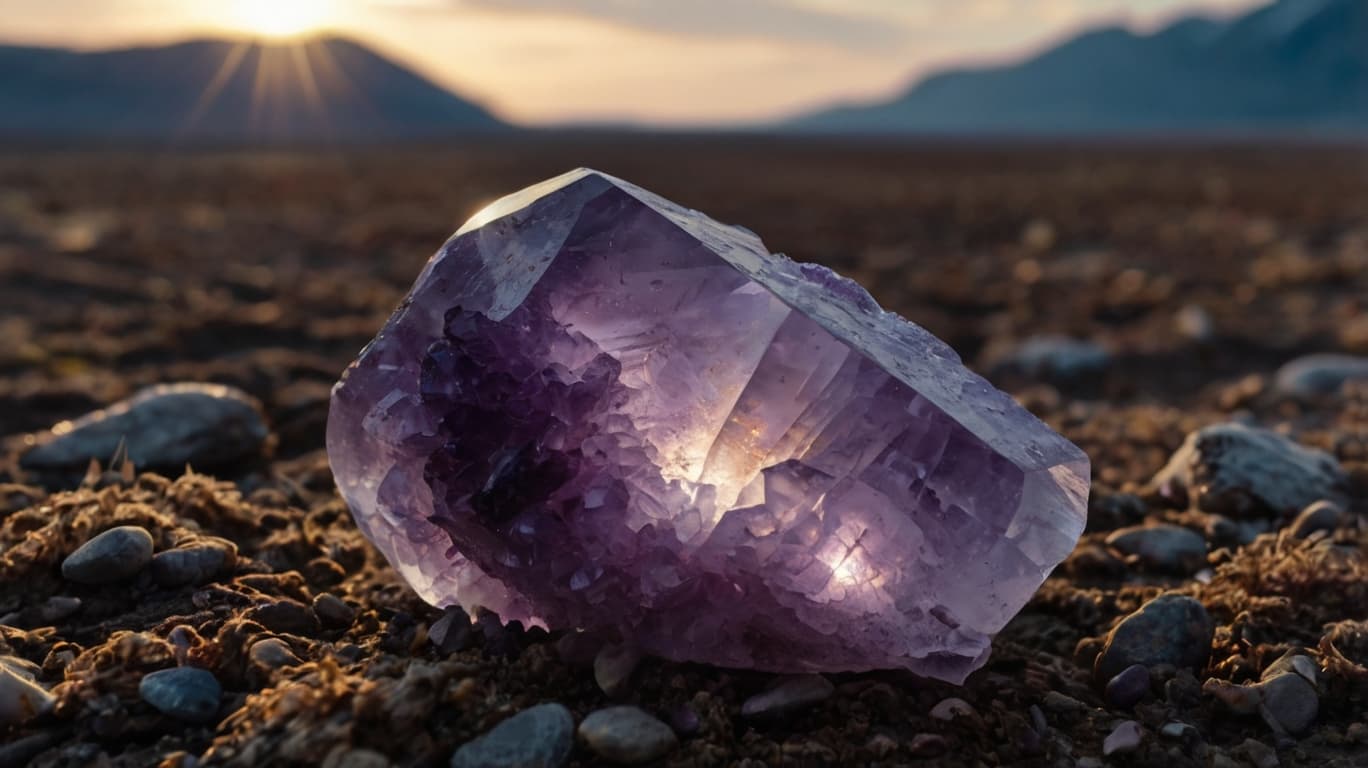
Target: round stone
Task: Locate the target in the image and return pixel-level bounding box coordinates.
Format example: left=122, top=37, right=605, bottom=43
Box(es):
left=1151, top=422, right=1348, bottom=516
left=1160, top=721, right=1199, bottom=742
left=1104, top=664, right=1151, bottom=709
left=1103, top=720, right=1143, bottom=756
left=1274, top=354, right=1368, bottom=398
left=313, top=593, right=357, bottom=629
left=1094, top=594, right=1214, bottom=684
left=62, top=526, right=155, bottom=584
left=248, top=638, right=301, bottom=669
left=593, top=644, right=642, bottom=698
left=450, top=702, right=574, bottom=768
left=1257, top=672, right=1318, bottom=735
left=1105, top=524, right=1207, bottom=573
left=22, top=382, right=269, bottom=470
left=578, top=706, right=678, bottom=765
left=0, top=664, right=54, bottom=726
left=150, top=537, right=237, bottom=587
left=139, top=667, right=222, bottom=723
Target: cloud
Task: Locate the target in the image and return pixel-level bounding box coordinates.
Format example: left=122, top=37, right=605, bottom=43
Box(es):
left=444, top=0, right=907, bottom=50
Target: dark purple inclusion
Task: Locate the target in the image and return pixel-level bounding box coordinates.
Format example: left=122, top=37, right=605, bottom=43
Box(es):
left=327, top=169, right=1089, bottom=681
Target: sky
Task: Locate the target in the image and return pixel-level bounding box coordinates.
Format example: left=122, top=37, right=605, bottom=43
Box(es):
left=1, top=0, right=1267, bottom=125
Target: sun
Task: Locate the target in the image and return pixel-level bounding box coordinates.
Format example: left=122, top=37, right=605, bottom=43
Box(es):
left=227, top=0, right=335, bottom=38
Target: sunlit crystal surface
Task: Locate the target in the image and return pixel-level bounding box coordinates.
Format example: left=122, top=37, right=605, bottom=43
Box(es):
left=327, top=169, right=1090, bottom=682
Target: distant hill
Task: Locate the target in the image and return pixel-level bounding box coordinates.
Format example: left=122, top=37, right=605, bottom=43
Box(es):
left=0, top=35, right=507, bottom=143
left=790, top=0, right=1368, bottom=136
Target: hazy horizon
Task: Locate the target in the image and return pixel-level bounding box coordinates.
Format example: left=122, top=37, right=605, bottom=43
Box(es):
left=1, top=0, right=1268, bottom=126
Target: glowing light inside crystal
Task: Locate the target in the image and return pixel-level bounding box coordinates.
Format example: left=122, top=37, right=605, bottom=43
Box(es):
left=327, top=169, right=1090, bottom=681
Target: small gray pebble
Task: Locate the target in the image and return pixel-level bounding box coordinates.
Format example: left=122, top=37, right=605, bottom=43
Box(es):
left=450, top=702, right=574, bottom=768
left=1160, top=721, right=1199, bottom=741
left=1105, top=664, right=1151, bottom=709
left=62, top=526, right=154, bottom=584
left=150, top=538, right=237, bottom=587
left=21, top=382, right=270, bottom=470
left=1152, top=422, right=1348, bottom=516
left=1274, top=353, right=1368, bottom=398
left=248, top=638, right=300, bottom=669
left=1206, top=653, right=1320, bottom=737
left=139, top=667, right=222, bottom=723
left=1257, top=672, right=1318, bottom=735
left=313, top=594, right=357, bottom=629
left=593, top=644, right=642, bottom=698
left=1262, top=652, right=1317, bottom=684
left=0, top=665, right=54, bottom=726
left=1106, top=524, right=1207, bottom=573
left=1094, top=594, right=1214, bottom=684
left=741, top=675, right=834, bottom=719
left=1103, top=720, right=1143, bottom=755
left=1041, top=691, right=1088, bottom=715
left=578, top=706, right=678, bottom=764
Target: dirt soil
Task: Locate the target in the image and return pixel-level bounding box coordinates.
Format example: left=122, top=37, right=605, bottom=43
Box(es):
left=0, top=139, right=1365, bottom=767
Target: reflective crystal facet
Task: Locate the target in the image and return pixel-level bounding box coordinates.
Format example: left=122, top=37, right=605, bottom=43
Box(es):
left=327, top=169, right=1089, bottom=682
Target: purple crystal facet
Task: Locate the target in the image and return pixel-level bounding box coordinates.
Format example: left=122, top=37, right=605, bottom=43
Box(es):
left=327, top=169, right=1089, bottom=682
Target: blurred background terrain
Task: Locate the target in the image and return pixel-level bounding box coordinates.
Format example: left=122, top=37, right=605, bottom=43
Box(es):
left=1, top=0, right=1365, bottom=139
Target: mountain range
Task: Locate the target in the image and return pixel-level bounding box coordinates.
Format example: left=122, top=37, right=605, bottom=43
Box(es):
left=790, top=0, right=1367, bottom=136
left=0, top=36, right=504, bottom=142
left=0, top=0, right=1363, bottom=142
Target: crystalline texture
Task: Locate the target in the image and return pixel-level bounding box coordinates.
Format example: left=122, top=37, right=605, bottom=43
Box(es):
left=327, top=169, right=1090, bottom=682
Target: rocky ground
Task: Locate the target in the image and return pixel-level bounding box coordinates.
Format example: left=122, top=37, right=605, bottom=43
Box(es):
left=0, top=140, right=1365, bottom=767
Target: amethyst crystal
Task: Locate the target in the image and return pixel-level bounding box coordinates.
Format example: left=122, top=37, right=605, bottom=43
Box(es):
left=327, top=169, right=1089, bottom=682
